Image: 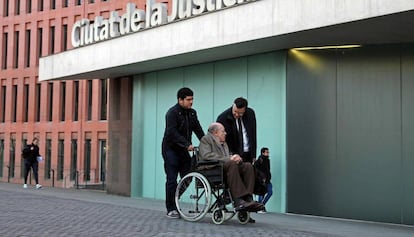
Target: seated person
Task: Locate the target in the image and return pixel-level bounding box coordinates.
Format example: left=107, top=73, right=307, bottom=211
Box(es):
left=198, top=122, right=263, bottom=211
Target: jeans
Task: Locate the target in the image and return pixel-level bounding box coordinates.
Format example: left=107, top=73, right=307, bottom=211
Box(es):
left=163, top=148, right=191, bottom=213
left=258, top=182, right=273, bottom=205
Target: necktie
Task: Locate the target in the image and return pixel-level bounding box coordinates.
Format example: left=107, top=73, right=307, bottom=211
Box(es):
left=237, top=118, right=243, bottom=154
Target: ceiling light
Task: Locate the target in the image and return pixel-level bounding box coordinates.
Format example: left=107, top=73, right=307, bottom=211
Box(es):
left=292, top=45, right=362, bottom=51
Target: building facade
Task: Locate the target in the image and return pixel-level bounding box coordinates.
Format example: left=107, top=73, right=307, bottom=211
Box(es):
left=5, top=0, right=414, bottom=226
left=0, top=1, right=124, bottom=188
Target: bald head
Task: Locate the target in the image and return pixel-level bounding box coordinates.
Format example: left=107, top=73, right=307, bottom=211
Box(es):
left=208, top=122, right=226, bottom=142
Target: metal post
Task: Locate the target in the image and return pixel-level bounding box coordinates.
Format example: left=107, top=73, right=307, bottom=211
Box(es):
left=102, top=170, right=105, bottom=190
left=75, top=171, right=79, bottom=189
left=6, top=165, right=10, bottom=183
left=51, top=169, right=55, bottom=187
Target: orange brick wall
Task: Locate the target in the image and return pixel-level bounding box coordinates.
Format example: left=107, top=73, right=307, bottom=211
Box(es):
left=0, top=0, right=149, bottom=188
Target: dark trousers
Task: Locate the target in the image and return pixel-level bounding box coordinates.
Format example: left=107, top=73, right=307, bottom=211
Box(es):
left=162, top=148, right=191, bottom=213
left=24, top=160, right=39, bottom=184
left=224, top=160, right=255, bottom=199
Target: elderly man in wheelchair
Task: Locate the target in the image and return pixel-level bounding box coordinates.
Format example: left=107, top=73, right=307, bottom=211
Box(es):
left=200, top=122, right=264, bottom=210
left=175, top=122, right=263, bottom=224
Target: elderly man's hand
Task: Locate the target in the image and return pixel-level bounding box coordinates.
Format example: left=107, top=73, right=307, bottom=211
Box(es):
left=230, top=154, right=242, bottom=164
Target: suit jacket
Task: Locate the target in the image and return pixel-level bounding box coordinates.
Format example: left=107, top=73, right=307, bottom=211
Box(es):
left=198, top=133, right=230, bottom=163
left=216, top=106, right=257, bottom=159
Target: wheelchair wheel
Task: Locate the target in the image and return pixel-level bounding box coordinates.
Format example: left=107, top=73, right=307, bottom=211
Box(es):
left=212, top=208, right=225, bottom=225
left=237, top=211, right=250, bottom=225
left=175, top=172, right=212, bottom=222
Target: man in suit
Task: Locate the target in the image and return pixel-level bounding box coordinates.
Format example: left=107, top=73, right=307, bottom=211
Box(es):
left=216, top=97, right=257, bottom=163
left=198, top=122, right=263, bottom=216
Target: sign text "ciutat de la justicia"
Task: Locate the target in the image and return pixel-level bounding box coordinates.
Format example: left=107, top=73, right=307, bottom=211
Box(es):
left=71, top=0, right=255, bottom=47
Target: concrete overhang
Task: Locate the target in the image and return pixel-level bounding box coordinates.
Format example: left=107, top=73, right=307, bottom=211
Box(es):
left=39, top=0, right=414, bottom=81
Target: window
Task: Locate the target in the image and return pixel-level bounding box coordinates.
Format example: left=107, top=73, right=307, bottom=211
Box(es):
left=63, top=0, right=68, bottom=7
left=23, top=84, right=29, bottom=122
left=13, top=31, right=19, bottom=69
left=49, top=26, right=55, bottom=54
left=35, top=83, right=41, bottom=122
left=0, top=86, right=6, bottom=122
left=87, top=80, right=92, bottom=120
left=3, top=0, right=9, bottom=16
left=26, top=0, right=32, bottom=13
left=57, top=139, right=64, bottom=180
left=9, top=137, right=15, bottom=178
left=73, top=81, right=79, bottom=121
left=44, top=139, right=51, bottom=179
left=15, top=0, right=20, bottom=15
left=0, top=139, right=4, bottom=177
left=50, top=0, right=56, bottom=9
left=38, top=0, right=44, bottom=11
left=84, top=139, right=91, bottom=181
left=62, top=24, right=68, bottom=51
left=2, top=33, right=8, bottom=69
left=47, top=82, right=53, bottom=121
left=25, top=29, right=31, bottom=67
left=36, top=28, right=43, bottom=64
left=99, top=139, right=106, bottom=182
left=100, top=79, right=107, bottom=120
left=60, top=82, right=66, bottom=121
left=12, top=85, right=17, bottom=122
left=76, top=0, right=81, bottom=6
left=70, top=139, right=77, bottom=180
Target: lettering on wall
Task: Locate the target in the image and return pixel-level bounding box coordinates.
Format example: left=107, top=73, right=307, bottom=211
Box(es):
left=71, top=0, right=255, bottom=48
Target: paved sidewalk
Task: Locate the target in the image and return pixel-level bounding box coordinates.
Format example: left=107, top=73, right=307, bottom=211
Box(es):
left=0, top=182, right=413, bottom=237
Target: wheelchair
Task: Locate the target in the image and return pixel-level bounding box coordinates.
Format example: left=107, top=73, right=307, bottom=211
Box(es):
left=174, top=148, right=251, bottom=224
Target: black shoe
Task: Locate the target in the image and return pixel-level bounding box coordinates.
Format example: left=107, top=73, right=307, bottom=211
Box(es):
left=249, top=202, right=265, bottom=212
left=234, top=198, right=255, bottom=211
left=249, top=217, right=256, bottom=223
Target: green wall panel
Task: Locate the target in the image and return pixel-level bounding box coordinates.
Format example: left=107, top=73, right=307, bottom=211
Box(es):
left=336, top=46, right=401, bottom=223
left=183, top=63, right=215, bottom=128
left=131, top=75, right=144, bottom=198
left=213, top=58, right=248, bottom=115
left=131, top=51, right=287, bottom=213
left=402, top=45, right=414, bottom=225
left=287, top=49, right=338, bottom=216
left=248, top=52, right=287, bottom=212
left=287, top=44, right=414, bottom=225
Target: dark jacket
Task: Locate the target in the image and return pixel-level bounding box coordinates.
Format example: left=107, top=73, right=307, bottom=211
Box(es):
left=22, top=143, right=40, bottom=163
left=162, top=103, right=204, bottom=152
left=216, top=106, right=257, bottom=159
left=254, top=155, right=271, bottom=184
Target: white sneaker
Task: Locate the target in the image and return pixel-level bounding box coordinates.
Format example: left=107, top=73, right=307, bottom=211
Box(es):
left=166, top=210, right=180, bottom=219
left=36, top=184, right=42, bottom=189
left=23, top=184, right=28, bottom=189
left=257, top=207, right=267, bottom=214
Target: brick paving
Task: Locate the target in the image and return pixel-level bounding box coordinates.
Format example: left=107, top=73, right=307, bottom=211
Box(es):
left=0, top=183, right=413, bottom=237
